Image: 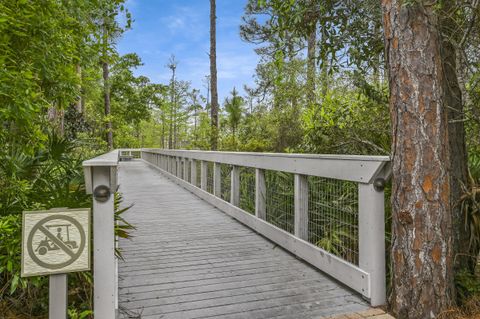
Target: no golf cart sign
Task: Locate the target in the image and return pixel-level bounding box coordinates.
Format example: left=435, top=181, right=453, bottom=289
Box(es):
left=21, top=208, right=90, bottom=277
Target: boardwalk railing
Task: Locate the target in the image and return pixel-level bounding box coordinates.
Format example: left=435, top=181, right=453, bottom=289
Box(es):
left=141, top=149, right=391, bottom=306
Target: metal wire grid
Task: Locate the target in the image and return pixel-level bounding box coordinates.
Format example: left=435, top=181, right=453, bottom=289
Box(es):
left=239, top=167, right=255, bottom=214
left=206, top=162, right=214, bottom=194
left=265, top=170, right=295, bottom=234
left=220, top=164, right=232, bottom=201
left=307, top=176, right=359, bottom=265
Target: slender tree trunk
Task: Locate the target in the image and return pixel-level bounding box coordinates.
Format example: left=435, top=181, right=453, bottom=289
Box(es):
left=210, top=0, right=219, bottom=150
left=382, top=1, right=455, bottom=317
left=440, top=2, right=471, bottom=272
left=58, top=108, right=64, bottom=137
left=306, top=23, right=316, bottom=104
left=194, top=115, right=198, bottom=143
left=319, top=25, right=328, bottom=98
left=161, top=117, right=165, bottom=149
left=76, top=64, right=82, bottom=113
left=103, top=61, right=113, bottom=150
left=173, top=90, right=177, bottom=149
left=169, top=68, right=175, bottom=149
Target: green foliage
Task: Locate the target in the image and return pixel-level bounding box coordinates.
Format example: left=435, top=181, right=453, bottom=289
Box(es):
left=456, top=269, right=480, bottom=301
left=114, top=192, right=135, bottom=259
left=223, top=87, right=244, bottom=149
left=0, top=214, right=48, bottom=315
left=0, top=133, right=91, bottom=216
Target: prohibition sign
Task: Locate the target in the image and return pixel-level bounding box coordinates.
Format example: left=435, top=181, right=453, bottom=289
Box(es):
left=27, top=214, right=86, bottom=270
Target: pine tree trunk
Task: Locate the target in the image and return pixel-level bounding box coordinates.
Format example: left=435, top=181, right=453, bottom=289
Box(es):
left=232, top=126, right=236, bottom=150
left=169, top=68, right=175, bottom=149
left=210, top=0, right=219, bottom=150
left=174, top=93, right=177, bottom=149
left=381, top=1, right=455, bottom=317
left=103, top=61, right=113, bottom=150
left=307, top=24, right=316, bottom=104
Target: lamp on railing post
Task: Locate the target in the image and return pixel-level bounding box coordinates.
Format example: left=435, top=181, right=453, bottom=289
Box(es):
left=358, top=166, right=390, bottom=307
left=83, top=151, right=119, bottom=319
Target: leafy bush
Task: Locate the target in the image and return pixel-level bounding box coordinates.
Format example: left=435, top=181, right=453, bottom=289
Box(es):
left=0, top=132, right=134, bottom=317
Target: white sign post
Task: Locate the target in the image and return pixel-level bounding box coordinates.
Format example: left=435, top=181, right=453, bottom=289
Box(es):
left=21, top=208, right=91, bottom=319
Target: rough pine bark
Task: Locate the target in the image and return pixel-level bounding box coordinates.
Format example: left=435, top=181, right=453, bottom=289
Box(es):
left=103, top=61, right=113, bottom=150
left=210, top=0, right=219, bottom=150
left=381, top=1, right=455, bottom=317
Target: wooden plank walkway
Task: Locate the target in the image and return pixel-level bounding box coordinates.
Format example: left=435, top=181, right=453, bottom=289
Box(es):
left=117, top=161, right=370, bottom=319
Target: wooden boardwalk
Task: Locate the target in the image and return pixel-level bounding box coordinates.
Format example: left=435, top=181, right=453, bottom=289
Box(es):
left=117, top=161, right=370, bottom=319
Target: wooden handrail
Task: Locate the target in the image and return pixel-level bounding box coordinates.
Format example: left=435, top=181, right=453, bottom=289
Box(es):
left=141, top=148, right=390, bottom=183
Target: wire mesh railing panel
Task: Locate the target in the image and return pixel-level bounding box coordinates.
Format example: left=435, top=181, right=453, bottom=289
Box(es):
left=265, top=170, right=294, bottom=234
left=239, top=167, right=255, bottom=214
left=307, top=176, right=359, bottom=265
left=220, top=164, right=232, bottom=202
left=206, top=162, right=214, bottom=194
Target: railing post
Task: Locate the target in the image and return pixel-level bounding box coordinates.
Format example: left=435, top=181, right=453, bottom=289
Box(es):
left=91, top=166, right=116, bottom=318
left=358, top=183, right=386, bottom=306
left=191, top=159, right=197, bottom=186
left=255, top=169, right=266, bottom=219
left=183, top=158, right=188, bottom=181
left=200, top=161, right=208, bottom=191
left=176, top=157, right=180, bottom=177
left=294, top=174, right=309, bottom=240
left=230, top=166, right=240, bottom=206
left=213, top=162, right=221, bottom=197
left=179, top=158, right=183, bottom=179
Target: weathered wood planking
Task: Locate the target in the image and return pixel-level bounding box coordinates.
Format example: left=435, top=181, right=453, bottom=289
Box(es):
left=117, top=161, right=369, bottom=319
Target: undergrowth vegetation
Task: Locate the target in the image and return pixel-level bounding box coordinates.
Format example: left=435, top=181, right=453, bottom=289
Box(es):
left=0, top=133, right=133, bottom=318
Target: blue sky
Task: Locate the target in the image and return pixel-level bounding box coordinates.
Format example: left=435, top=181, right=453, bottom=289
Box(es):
left=117, top=0, right=259, bottom=103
